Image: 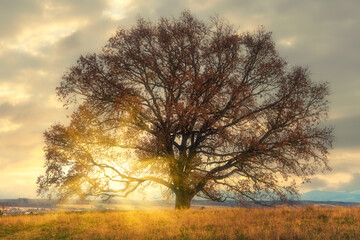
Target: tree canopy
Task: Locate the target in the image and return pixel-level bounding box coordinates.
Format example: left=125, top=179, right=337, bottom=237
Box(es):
left=37, top=11, right=333, bottom=209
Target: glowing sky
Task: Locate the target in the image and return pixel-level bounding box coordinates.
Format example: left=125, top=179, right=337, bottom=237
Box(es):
left=0, top=0, right=359, bottom=199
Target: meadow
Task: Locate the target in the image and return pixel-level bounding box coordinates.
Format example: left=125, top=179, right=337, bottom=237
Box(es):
left=1, top=206, right=360, bottom=239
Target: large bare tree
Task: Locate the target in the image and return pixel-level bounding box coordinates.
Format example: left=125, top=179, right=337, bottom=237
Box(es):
left=37, top=12, right=333, bottom=209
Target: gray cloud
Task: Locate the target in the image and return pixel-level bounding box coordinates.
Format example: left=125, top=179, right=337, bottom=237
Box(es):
left=46, top=0, right=108, bottom=19
left=51, top=18, right=118, bottom=57
left=301, top=177, right=329, bottom=192
left=0, top=0, right=43, bottom=38
left=302, top=171, right=360, bottom=193
left=330, top=115, right=360, bottom=148
left=0, top=0, right=109, bottom=39
left=0, top=50, right=44, bottom=80
left=125, top=0, right=189, bottom=18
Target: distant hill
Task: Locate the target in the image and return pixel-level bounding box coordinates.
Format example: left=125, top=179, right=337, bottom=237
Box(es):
left=0, top=198, right=58, bottom=208
left=301, top=190, right=360, bottom=202
left=2, top=191, right=360, bottom=210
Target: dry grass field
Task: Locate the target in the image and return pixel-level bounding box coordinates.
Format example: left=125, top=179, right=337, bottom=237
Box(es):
left=1, top=206, right=360, bottom=239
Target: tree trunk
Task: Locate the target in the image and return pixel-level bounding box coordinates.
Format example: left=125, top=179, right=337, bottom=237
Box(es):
left=175, top=190, right=192, bottom=209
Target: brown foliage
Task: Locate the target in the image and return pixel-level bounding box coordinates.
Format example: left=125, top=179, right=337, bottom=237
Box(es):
left=37, top=11, right=333, bottom=209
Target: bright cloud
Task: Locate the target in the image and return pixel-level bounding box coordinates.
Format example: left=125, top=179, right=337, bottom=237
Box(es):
left=279, top=37, right=296, bottom=47
left=8, top=23, right=84, bottom=55
left=0, top=119, right=22, bottom=133
left=0, top=83, right=30, bottom=105
left=103, top=0, right=132, bottom=20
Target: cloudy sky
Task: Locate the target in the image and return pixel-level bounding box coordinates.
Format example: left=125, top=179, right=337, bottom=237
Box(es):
left=0, top=0, right=359, bottom=199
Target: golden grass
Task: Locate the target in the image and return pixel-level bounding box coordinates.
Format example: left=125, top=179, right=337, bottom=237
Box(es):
left=1, top=206, right=360, bottom=239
